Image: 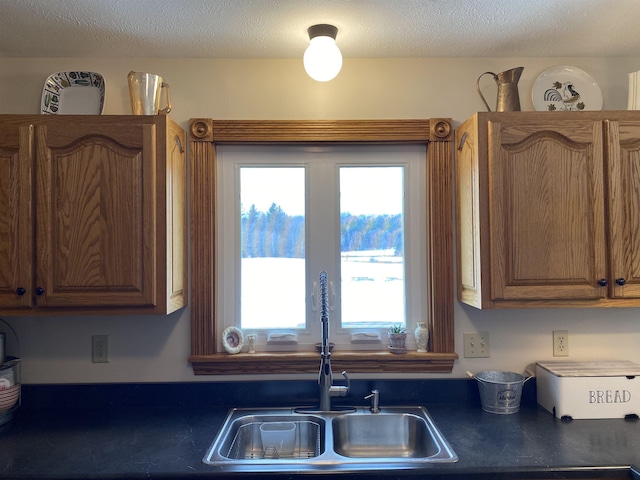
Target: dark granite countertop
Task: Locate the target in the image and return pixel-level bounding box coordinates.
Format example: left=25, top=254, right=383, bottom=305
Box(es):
left=0, top=380, right=639, bottom=479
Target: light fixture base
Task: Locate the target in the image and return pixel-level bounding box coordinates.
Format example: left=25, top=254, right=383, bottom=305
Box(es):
left=307, top=24, right=338, bottom=40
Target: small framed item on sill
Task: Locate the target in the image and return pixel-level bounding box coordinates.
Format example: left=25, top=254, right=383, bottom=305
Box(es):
left=222, top=327, right=244, bottom=354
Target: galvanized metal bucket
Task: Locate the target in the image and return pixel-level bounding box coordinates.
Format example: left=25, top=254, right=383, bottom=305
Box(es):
left=467, top=370, right=533, bottom=414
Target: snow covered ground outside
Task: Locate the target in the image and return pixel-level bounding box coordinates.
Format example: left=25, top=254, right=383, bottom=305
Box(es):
left=241, top=255, right=404, bottom=330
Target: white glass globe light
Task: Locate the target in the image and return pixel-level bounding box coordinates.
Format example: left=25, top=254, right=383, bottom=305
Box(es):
left=303, top=25, right=342, bottom=82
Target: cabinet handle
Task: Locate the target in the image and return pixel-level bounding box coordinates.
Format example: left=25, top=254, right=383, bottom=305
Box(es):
left=457, top=132, right=468, bottom=151
left=175, top=135, right=184, bottom=153
left=35, top=287, right=44, bottom=296
left=597, top=279, right=608, bottom=287
left=615, top=278, right=626, bottom=286
left=15, top=287, right=26, bottom=296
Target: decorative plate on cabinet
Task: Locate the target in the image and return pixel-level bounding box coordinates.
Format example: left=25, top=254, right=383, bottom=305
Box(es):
left=532, top=65, right=602, bottom=112
left=41, top=71, right=105, bottom=114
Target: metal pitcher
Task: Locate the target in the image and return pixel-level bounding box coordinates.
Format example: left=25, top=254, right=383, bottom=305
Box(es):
left=476, top=66, right=524, bottom=112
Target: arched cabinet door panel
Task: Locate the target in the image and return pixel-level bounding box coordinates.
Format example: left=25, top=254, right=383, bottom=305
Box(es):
left=0, top=124, right=34, bottom=308
left=607, top=120, right=640, bottom=299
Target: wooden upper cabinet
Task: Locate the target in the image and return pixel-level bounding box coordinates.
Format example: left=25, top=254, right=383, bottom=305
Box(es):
left=607, top=120, right=640, bottom=299
left=0, top=115, right=187, bottom=315
left=456, top=111, right=640, bottom=308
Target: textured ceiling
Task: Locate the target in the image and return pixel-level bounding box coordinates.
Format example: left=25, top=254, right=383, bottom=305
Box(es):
left=1, top=0, right=639, bottom=59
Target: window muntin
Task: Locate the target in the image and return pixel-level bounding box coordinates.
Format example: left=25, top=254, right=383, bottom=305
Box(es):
left=218, top=144, right=426, bottom=352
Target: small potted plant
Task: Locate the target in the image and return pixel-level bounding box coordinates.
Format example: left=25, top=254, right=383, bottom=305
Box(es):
left=388, top=324, right=407, bottom=353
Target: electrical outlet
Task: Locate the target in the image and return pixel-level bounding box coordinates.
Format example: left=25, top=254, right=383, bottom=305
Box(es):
left=92, top=335, right=109, bottom=363
left=463, top=332, right=490, bottom=358
left=553, top=330, right=569, bottom=357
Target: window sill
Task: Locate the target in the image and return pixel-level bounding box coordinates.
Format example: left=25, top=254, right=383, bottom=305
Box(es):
left=189, top=351, right=458, bottom=375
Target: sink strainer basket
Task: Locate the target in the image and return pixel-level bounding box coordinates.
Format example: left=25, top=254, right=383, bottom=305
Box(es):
left=226, top=419, right=321, bottom=460
left=468, top=370, right=533, bottom=414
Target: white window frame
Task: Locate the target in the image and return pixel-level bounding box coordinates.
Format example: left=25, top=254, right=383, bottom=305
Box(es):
left=216, top=144, right=426, bottom=352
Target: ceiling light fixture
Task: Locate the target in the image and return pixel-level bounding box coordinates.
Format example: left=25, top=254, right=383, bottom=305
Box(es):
left=303, top=24, right=342, bottom=82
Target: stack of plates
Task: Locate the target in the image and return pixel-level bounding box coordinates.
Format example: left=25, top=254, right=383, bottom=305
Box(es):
left=0, top=384, right=19, bottom=413
left=0, top=383, right=20, bottom=425
left=0, top=358, right=21, bottom=425
left=628, top=71, right=640, bottom=110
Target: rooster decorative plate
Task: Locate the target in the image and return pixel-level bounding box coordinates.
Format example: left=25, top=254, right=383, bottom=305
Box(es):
left=532, top=66, right=602, bottom=112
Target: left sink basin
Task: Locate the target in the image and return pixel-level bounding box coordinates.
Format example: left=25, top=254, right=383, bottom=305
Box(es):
left=212, top=412, right=325, bottom=460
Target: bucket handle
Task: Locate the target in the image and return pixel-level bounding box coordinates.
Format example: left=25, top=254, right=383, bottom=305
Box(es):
left=523, top=368, right=535, bottom=383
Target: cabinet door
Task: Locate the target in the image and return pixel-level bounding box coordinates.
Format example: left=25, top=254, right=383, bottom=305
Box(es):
left=456, top=115, right=485, bottom=307
left=34, top=122, right=156, bottom=307
left=0, top=125, right=34, bottom=308
left=488, top=119, right=607, bottom=301
left=607, top=120, right=640, bottom=298
left=165, top=121, right=187, bottom=312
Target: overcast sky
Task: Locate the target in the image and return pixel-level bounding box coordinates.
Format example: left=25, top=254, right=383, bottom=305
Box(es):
left=241, top=166, right=403, bottom=217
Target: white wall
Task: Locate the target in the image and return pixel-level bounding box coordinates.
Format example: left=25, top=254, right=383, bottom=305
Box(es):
left=1, top=56, right=640, bottom=384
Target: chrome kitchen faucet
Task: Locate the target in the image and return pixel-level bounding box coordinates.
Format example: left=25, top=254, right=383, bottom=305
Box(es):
left=317, top=271, right=350, bottom=411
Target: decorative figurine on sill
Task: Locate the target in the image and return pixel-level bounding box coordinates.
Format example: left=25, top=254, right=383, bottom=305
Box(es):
left=246, top=334, right=256, bottom=354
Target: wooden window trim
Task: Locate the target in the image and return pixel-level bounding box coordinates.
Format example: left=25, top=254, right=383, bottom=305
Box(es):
left=188, top=118, right=457, bottom=375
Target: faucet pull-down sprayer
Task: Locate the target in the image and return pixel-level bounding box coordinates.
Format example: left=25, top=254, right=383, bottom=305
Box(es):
left=317, top=271, right=350, bottom=411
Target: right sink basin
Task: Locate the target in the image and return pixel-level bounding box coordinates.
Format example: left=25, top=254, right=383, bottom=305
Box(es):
left=332, top=411, right=440, bottom=458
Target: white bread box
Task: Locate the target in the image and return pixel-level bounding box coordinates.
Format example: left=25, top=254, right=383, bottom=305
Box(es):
left=536, top=361, right=640, bottom=420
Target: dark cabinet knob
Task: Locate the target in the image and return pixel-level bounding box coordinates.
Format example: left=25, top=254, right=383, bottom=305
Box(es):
left=35, top=287, right=44, bottom=296
left=615, top=278, right=626, bottom=286
left=597, top=279, right=608, bottom=287
left=16, top=287, right=26, bottom=296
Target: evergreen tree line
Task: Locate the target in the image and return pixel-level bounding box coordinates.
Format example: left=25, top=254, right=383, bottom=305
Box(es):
left=241, top=203, right=403, bottom=258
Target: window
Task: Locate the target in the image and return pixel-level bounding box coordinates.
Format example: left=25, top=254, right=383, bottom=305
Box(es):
left=339, top=165, right=408, bottom=331
left=217, top=145, right=427, bottom=351
left=189, top=119, right=456, bottom=374
left=239, top=166, right=306, bottom=331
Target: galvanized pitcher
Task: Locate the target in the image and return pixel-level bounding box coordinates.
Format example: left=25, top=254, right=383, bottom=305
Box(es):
left=476, top=66, right=524, bottom=112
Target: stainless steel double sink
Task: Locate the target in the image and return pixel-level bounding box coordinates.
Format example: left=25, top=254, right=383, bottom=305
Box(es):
left=203, top=406, right=458, bottom=472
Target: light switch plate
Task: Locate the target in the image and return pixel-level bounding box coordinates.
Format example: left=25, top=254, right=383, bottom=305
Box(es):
left=463, top=332, right=490, bottom=358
